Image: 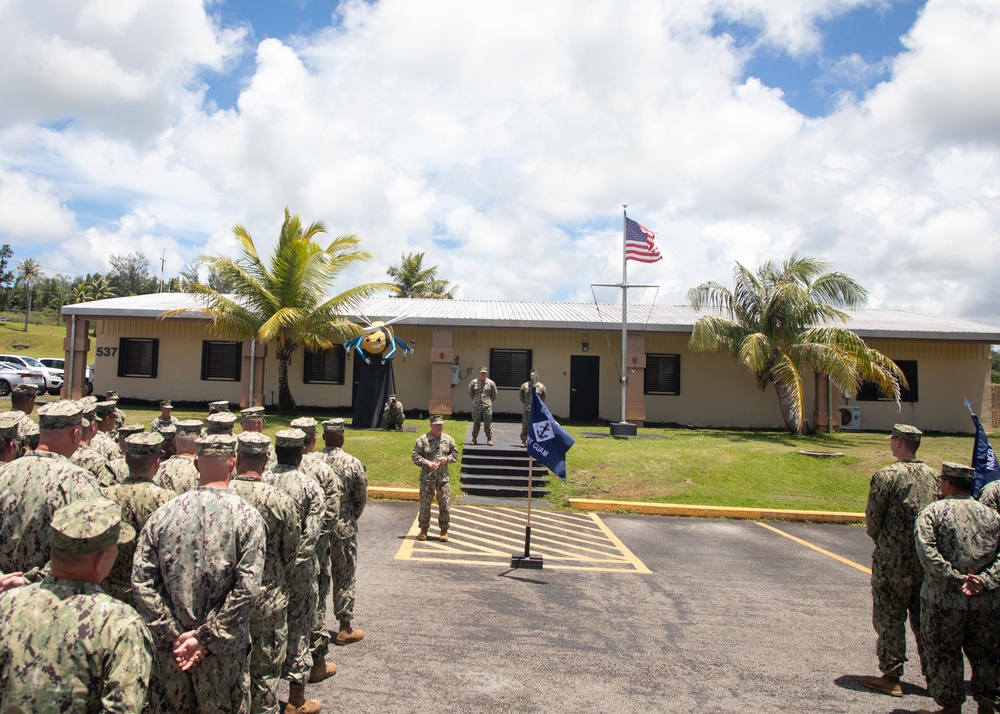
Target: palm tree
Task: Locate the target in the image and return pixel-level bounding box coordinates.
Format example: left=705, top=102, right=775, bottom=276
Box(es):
left=168, top=208, right=391, bottom=413
left=387, top=252, right=457, bottom=299
left=15, top=258, right=42, bottom=332
left=687, top=254, right=904, bottom=434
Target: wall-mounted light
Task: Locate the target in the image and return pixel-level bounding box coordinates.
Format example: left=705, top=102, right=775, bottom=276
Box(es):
left=582, top=342, right=589, bottom=352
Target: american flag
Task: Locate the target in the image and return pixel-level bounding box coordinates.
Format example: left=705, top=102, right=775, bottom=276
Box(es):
left=625, top=218, right=662, bottom=263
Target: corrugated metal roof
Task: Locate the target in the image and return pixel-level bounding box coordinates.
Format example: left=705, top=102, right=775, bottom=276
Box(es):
left=61, top=294, right=1000, bottom=341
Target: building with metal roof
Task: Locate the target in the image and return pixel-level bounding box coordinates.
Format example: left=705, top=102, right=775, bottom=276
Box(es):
left=61, top=294, right=1000, bottom=433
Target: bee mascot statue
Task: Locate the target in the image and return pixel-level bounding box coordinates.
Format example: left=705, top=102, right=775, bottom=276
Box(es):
left=344, top=318, right=413, bottom=428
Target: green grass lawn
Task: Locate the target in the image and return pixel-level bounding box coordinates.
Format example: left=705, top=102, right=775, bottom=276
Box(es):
left=0, top=321, right=91, bottom=362
left=10, top=401, right=981, bottom=515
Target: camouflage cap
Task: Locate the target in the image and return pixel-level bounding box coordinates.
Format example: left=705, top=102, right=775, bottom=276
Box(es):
left=429, top=414, right=444, bottom=425
left=0, top=413, right=19, bottom=440
left=153, top=423, right=176, bottom=441
left=95, top=401, right=117, bottom=418
left=289, top=417, right=317, bottom=435
left=79, top=395, right=98, bottom=408
left=104, top=390, right=119, bottom=400
left=208, top=400, right=231, bottom=414
left=196, top=433, right=238, bottom=457
left=891, top=424, right=922, bottom=443
left=479, top=366, right=488, bottom=373
left=175, top=419, right=203, bottom=435
left=12, top=383, right=40, bottom=396
left=388, top=393, right=396, bottom=399
left=206, top=411, right=237, bottom=433
left=322, top=418, right=345, bottom=432
left=237, top=431, right=271, bottom=456
left=159, top=399, right=173, bottom=408
left=275, top=428, right=306, bottom=448
left=22, top=420, right=39, bottom=442
left=38, top=400, right=83, bottom=429
left=50, top=497, right=134, bottom=554
left=125, top=432, right=164, bottom=456
left=941, top=461, right=975, bottom=483
left=116, top=424, right=145, bottom=438
left=240, top=406, right=265, bottom=420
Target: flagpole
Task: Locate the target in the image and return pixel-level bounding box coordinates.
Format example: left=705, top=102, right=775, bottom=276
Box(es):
left=524, top=455, right=533, bottom=557
left=621, top=205, right=628, bottom=425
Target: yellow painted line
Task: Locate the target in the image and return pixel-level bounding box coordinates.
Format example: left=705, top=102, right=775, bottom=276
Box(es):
left=570, top=498, right=865, bottom=524
left=587, top=512, right=651, bottom=574
left=462, top=506, right=607, bottom=540
left=369, top=486, right=419, bottom=501
left=448, top=512, right=621, bottom=556
left=753, top=521, right=871, bottom=574
left=446, top=518, right=628, bottom=561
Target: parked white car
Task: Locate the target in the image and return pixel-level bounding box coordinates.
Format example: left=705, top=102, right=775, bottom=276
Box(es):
left=0, top=355, right=64, bottom=396
left=38, top=357, right=94, bottom=396
left=0, top=361, right=47, bottom=397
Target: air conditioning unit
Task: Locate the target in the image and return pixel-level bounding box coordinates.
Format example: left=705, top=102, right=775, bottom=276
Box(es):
left=840, top=406, right=861, bottom=431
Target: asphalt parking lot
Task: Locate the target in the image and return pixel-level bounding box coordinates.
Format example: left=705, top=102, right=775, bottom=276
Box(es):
left=294, top=501, right=940, bottom=714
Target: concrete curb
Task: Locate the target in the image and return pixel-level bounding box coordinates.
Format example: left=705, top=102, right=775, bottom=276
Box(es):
left=368, top=489, right=866, bottom=524
left=569, top=498, right=866, bottom=524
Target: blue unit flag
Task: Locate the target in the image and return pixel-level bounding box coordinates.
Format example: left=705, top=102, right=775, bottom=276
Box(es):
left=526, top=390, right=574, bottom=481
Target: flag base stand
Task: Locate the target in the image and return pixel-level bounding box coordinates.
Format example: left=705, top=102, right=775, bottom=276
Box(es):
left=610, top=422, right=637, bottom=438
left=510, top=554, right=544, bottom=569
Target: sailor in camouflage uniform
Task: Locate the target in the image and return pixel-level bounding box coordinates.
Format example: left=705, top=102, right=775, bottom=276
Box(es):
left=914, top=462, right=1000, bottom=714
left=102, top=432, right=176, bottom=606
left=319, top=418, right=366, bottom=646
left=241, top=407, right=276, bottom=468
left=0, top=401, right=104, bottom=582
left=104, top=390, right=126, bottom=432
left=7, top=383, right=39, bottom=444
left=154, top=419, right=203, bottom=494
left=264, top=429, right=326, bottom=714
left=0, top=413, right=20, bottom=462
left=383, top=395, right=404, bottom=430
left=151, top=400, right=180, bottom=432
left=412, top=415, right=458, bottom=542
left=980, top=478, right=1000, bottom=515
left=132, top=434, right=266, bottom=714
left=289, top=417, right=344, bottom=673
left=0, top=498, right=153, bottom=713
left=861, top=424, right=940, bottom=698
left=91, top=401, right=124, bottom=461
left=206, top=410, right=237, bottom=436
left=208, top=400, right=231, bottom=415
left=109, top=424, right=145, bottom=482
left=518, top=370, right=546, bottom=447
left=468, top=367, right=497, bottom=445
left=71, top=399, right=119, bottom=487
left=231, top=433, right=300, bottom=714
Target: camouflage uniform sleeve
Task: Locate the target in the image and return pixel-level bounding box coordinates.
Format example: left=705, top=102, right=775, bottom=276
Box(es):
left=132, top=516, right=185, bottom=645
left=488, top=380, right=497, bottom=401
left=316, top=461, right=340, bottom=539
left=412, top=437, right=432, bottom=469
left=519, top=383, right=528, bottom=406
left=194, top=507, right=265, bottom=653
left=278, top=495, right=302, bottom=579
left=865, top=470, right=890, bottom=540
left=980, top=481, right=1000, bottom=515
left=100, top=610, right=154, bottom=714
left=914, top=505, right=966, bottom=588
left=468, top=380, right=476, bottom=400
left=296, top=478, right=325, bottom=567
left=446, top=435, right=459, bottom=463
left=537, top=383, right=546, bottom=402
left=351, top=460, right=367, bottom=521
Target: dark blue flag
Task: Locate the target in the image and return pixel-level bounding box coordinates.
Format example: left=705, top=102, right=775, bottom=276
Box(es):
left=971, top=412, right=1000, bottom=498
left=526, top=390, right=574, bottom=481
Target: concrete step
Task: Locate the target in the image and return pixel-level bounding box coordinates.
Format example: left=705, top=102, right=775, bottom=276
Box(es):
left=460, top=473, right=550, bottom=488
left=460, top=483, right=551, bottom=498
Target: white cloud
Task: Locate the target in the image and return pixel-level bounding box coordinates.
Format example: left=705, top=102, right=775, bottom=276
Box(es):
left=0, top=170, right=77, bottom=244
left=0, top=0, right=999, bottom=332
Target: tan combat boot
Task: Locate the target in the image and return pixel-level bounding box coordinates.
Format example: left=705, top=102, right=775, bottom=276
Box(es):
left=860, top=674, right=902, bottom=697
left=416, top=530, right=427, bottom=541
left=486, top=439, right=493, bottom=446
left=308, top=657, right=336, bottom=683
left=335, top=623, right=364, bottom=646
left=284, top=683, right=321, bottom=714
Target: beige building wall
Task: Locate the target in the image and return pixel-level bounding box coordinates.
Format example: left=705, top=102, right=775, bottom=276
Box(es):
left=92, top=318, right=991, bottom=434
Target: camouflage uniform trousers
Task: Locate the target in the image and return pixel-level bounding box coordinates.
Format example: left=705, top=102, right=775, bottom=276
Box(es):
left=872, top=573, right=927, bottom=677
left=920, top=599, right=1000, bottom=709
left=520, top=403, right=532, bottom=444
left=311, top=536, right=332, bottom=660
left=249, top=606, right=288, bottom=714
left=284, top=555, right=318, bottom=685
left=471, top=403, right=492, bottom=442
left=148, top=641, right=251, bottom=714
left=383, top=408, right=404, bottom=430
left=330, top=534, right=358, bottom=623
left=418, top=470, right=451, bottom=532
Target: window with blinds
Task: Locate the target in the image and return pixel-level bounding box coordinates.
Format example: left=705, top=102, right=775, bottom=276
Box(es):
left=117, top=338, right=158, bottom=378
left=201, top=341, right=242, bottom=381
left=644, top=354, right=680, bottom=395
left=303, top=347, right=345, bottom=384
left=489, top=349, right=532, bottom=389
left=856, top=359, right=918, bottom=403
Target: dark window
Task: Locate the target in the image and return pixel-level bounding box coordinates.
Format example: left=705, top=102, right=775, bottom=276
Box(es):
left=304, top=346, right=345, bottom=385
left=117, top=338, right=158, bottom=378
left=489, top=349, right=532, bottom=389
left=856, top=359, right=918, bottom=403
left=201, top=341, right=242, bottom=381
left=645, top=354, right=680, bottom=395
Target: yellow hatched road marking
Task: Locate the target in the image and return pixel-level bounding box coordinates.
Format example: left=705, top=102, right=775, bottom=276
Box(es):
left=395, top=506, right=650, bottom=573
left=754, top=521, right=871, bottom=574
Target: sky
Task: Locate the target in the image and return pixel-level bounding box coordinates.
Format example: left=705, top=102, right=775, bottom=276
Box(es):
left=1, top=0, right=999, bottom=327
